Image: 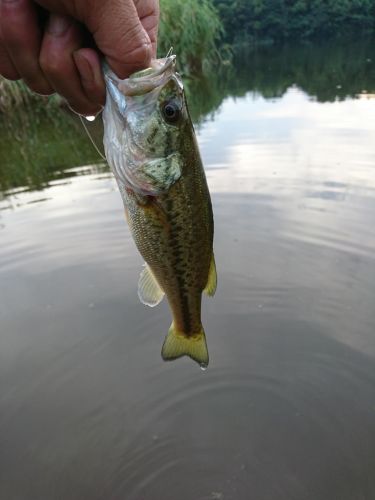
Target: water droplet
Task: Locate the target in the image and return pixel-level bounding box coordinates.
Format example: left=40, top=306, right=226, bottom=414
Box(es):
left=200, top=363, right=208, bottom=372
left=85, top=115, right=96, bottom=122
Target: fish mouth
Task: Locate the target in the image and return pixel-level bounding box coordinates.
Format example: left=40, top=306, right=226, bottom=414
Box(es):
left=102, top=55, right=183, bottom=195
left=104, top=55, right=179, bottom=99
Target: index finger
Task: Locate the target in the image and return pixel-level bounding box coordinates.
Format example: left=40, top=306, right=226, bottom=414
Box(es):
left=135, top=0, right=159, bottom=58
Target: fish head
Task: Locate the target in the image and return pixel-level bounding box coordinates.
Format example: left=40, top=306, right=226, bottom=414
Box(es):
left=103, top=56, right=190, bottom=196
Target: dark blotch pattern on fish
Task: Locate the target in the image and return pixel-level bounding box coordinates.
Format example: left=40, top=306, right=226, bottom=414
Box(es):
left=124, top=110, right=213, bottom=336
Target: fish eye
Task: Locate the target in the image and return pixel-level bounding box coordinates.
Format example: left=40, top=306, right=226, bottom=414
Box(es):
left=162, top=100, right=181, bottom=124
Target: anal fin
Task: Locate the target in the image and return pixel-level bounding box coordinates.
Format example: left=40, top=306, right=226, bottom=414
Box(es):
left=138, top=264, right=165, bottom=307
left=204, top=254, right=217, bottom=297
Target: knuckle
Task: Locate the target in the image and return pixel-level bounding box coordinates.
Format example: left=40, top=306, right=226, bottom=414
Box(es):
left=123, top=40, right=152, bottom=68
left=121, top=26, right=152, bottom=65
left=124, top=22, right=146, bottom=42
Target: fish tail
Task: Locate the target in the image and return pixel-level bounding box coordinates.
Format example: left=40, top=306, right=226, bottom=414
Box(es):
left=161, top=323, right=209, bottom=368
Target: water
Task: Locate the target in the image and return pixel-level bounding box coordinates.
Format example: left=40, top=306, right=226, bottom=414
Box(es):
left=1, top=42, right=375, bottom=499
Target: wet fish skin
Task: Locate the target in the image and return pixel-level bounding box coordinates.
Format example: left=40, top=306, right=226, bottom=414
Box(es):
left=103, top=57, right=216, bottom=367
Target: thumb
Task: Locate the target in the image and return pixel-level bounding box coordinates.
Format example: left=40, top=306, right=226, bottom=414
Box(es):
left=83, top=0, right=153, bottom=78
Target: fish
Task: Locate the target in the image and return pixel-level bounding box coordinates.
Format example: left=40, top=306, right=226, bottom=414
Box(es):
left=102, top=55, right=216, bottom=368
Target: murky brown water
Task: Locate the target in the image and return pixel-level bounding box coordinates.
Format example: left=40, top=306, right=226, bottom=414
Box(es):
left=1, top=43, right=375, bottom=499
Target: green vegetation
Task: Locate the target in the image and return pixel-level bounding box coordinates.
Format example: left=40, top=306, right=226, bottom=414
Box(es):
left=0, top=110, right=103, bottom=192
left=229, top=40, right=375, bottom=102
left=0, top=71, right=63, bottom=115
left=184, top=39, right=375, bottom=125
left=213, top=0, right=375, bottom=45
left=158, top=0, right=223, bottom=72
left=0, top=79, right=36, bottom=113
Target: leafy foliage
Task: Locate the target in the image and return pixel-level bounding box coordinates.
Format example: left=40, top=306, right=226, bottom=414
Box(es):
left=181, top=38, right=375, bottom=125
left=213, top=0, right=375, bottom=45
left=158, top=0, right=224, bottom=72
left=0, top=78, right=62, bottom=114
left=0, top=110, right=104, bottom=192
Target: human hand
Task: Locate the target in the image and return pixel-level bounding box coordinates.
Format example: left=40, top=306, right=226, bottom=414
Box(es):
left=0, top=0, right=159, bottom=115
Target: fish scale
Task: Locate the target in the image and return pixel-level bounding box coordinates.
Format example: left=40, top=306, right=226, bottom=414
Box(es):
left=103, top=56, right=217, bottom=367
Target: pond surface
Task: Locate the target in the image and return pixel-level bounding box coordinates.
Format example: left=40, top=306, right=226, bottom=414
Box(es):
left=1, top=42, right=375, bottom=500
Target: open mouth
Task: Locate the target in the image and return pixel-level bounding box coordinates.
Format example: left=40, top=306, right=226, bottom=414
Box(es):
left=104, top=56, right=177, bottom=98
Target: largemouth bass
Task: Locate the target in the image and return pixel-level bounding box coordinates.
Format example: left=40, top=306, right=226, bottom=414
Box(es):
left=102, top=56, right=216, bottom=368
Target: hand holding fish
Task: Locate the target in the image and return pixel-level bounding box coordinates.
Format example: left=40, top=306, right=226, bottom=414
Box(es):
left=0, top=0, right=159, bottom=115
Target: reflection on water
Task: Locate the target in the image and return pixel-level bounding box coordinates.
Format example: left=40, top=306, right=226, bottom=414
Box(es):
left=1, top=39, right=374, bottom=194
left=1, top=42, right=375, bottom=499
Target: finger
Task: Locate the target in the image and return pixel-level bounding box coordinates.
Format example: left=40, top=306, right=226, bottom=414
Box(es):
left=73, top=48, right=105, bottom=107
left=40, top=14, right=102, bottom=116
left=82, top=0, right=153, bottom=78
left=0, top=25, right=20, bottom=80
left=34, top=0, right=157, bottom=74
left=0, top=0, right=53, bottom=95
left=136, top=0, right=159, bottom=58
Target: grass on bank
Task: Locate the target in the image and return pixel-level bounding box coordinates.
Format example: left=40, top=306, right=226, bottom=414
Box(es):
left=158, top=0, right=223, bottom=73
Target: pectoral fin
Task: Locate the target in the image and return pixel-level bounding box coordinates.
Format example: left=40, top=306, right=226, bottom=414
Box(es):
left=138, top=264, right=165, bottom=307
left=204, top=254, right=217, bottom=297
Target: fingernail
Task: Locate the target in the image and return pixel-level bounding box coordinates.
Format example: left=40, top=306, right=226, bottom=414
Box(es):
left=47, top=14, right=72, bottom=36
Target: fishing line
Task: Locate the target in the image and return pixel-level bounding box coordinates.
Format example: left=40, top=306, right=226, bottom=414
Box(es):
left=79, top=114, right=107, bottom=161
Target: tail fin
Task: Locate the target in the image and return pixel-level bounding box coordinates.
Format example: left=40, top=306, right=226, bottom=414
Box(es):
left=161, top=323, right=209, bottom=368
